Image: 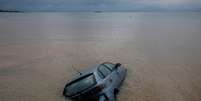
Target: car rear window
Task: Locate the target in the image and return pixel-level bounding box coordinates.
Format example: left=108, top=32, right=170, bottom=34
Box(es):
left=103, top=63, right=115, bottom=71
left=64, top=74, right=96, bottom=96
left=98, top=65, right=112, bottom=78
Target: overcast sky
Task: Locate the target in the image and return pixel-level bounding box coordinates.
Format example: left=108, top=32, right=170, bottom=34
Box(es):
left=0, top=0, right=201, bottom=11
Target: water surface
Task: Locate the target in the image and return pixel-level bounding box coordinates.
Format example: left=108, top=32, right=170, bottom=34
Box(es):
left=0, top=12, right=201, bottom=101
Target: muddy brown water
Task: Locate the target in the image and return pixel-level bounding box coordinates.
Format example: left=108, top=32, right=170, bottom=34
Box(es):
left=0, top=12, right=201, bottom=101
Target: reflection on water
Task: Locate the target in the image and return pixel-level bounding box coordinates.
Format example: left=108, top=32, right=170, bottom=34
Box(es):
left=0, top=12, right=201, bottom=101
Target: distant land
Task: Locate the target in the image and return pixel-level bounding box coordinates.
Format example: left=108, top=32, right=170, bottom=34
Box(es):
left=0, top=9, right=21, bottom=12
left=0, top=9, right=201, bottom=12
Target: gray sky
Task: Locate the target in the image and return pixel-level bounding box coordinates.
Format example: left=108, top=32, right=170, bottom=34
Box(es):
left=0, top=0, right=201, bottom=11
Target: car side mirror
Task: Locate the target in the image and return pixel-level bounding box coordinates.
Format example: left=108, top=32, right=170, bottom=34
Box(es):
left=114, top=63, right=121, bottom=69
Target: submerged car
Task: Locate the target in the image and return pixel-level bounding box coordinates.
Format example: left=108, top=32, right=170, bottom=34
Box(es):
left=63, top=62, right=127, bottom=101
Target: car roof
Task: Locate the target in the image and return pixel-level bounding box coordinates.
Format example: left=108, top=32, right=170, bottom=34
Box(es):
left=67, top=65, right=98, bottom=83
left=77, top=62, right=114, bottom=76
left=66, top=62, right=115, bottom=84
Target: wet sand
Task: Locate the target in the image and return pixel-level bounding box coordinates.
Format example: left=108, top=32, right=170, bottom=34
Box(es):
left=0, top=12, right=201, bottom=101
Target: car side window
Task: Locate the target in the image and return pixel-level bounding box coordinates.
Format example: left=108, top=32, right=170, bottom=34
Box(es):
left=98, top=65, right=112, bottom=79
left=103, top=63, right=115, bottom=71
left=97, top=70, right=104, bottom=79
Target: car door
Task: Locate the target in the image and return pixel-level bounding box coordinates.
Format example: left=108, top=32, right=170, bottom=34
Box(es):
left=102, top=63, right=121, bottom=89
left=97, top=63, right=119, bottom=93
left=97, top=64, right=112, bottom=89
left=97, top=65, right=116, bottom=101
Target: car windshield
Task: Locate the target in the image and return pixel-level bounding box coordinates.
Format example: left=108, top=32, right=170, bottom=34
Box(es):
left=64, top=74, right=96, bottom=96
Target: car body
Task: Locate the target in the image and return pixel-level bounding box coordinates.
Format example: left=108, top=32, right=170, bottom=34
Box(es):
left=63, top=62, right=127, bottom=101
